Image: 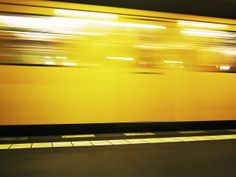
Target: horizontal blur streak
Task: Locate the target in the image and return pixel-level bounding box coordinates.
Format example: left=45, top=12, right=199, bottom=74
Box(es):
left=180, top=28, right=235, bottom=38
left=81, top=19, right=167, bottom=29
left=45, top=61, right=56, bottom=65
left=178, top=20, right=228, bottom=29
left=106, top=56, right=135, bottom=61
left=220, top=49, right=236, bottom=56
left=163, top=60, right=184, bottom=64
left=0, top=4, right=235, bottom=73
left=219, top=65, right=231, bottom=71
left=14, top=31, right=62, bottom=41
left=61, top=61, right=78, bottom=66
left=0, top=15, right=88, bottom=34
left=54, top=9, right=119, bottom=19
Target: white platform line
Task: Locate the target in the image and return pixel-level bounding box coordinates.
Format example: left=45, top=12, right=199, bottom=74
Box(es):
left=62, top=134, right=95, bottom=138
left=178, top=130, right=207, bottom=134
left=124, top=132, right=155, bottom=136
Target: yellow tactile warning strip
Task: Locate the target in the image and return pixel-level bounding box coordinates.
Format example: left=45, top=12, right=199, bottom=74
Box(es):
left=0, top=134, right=236, bottom=150
left=142, top=138, right=166, bottom=143
left=0, top=144, right=11, bottom=149
left=32, top=142, right=52, bottom=148
left=52, top=142, right=73, bottom=147
left=125, top=139, right=147, bottom=144
left=71, top=141, right=92, bottom=146
left=90, top=140, right=112, bottom=146
left=10, top=143, right=32, bottom=149
left=108, top=139, right=129, bottom=145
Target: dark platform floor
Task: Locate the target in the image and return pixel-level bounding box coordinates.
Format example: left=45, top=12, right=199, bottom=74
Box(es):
left=0, top=137, right=236, bottom=177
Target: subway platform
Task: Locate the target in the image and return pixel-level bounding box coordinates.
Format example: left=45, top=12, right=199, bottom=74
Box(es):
left=0, top=129, right=236, bottom=177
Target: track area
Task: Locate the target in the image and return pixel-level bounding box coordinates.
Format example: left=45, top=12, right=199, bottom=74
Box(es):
left=0, top=130, right=236, bottom=177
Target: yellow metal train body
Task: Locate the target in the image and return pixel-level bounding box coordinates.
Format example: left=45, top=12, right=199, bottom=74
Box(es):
left=0, top=0, right=236, bottom=125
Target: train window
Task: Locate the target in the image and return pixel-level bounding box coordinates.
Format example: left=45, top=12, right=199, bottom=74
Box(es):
left=0, top=11, right=235, bottom=73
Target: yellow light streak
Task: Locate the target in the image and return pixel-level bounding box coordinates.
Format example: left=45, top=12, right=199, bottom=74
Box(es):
left=90, top=20, right=166, bottom=29
left=55, top=9, right=118, bottom=19
left=45, top=61, right=56, bottom=65
left=207, top=48, right=236, bottom=55
left=62, top=61, right=78, bottom=66
left=219, top=65, right=230, bottom=70
left=221, top=49, right=236, bottom=55
left=44, top=56, right=52, bottom=59
left=55, top=9, right=166, bottom=29
left=74, top=31, right=105, bottom=36
left=178, top=20, right=227, bottom=29
left=134, top=44, right=163, bottom=49
left=15, top=31, right=60, bottom=41
left=56, top=56, right=68, bottom=60
left=0, top=14, right=166, bottom=35
left=180, top=28, right=235, bottom=38
left=0, top=15, right=88, bottom=34
left=163, top=60, right=184, bottom=64
left=106, top=56, right=135, bottom=61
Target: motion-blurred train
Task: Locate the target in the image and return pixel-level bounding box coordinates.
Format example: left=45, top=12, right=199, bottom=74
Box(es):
left=0, top=0, right=236, bottom=128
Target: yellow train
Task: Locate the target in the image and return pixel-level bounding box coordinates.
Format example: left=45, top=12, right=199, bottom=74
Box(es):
left=0, top=0, right=236, bottom=126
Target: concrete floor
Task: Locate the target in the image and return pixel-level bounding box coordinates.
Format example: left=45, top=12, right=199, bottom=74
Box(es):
left=0, top=139, right=236, bottom=177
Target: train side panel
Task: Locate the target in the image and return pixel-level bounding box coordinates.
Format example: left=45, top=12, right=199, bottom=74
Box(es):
left=0, top=1, right=236, bottom=125
left=0, top=66, right=236, bottom=125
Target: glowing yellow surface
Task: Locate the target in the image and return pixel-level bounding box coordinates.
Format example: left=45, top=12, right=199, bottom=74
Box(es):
left=0, top=66, right=236, bottom=125
left=0, top=0, right=235, bottom=125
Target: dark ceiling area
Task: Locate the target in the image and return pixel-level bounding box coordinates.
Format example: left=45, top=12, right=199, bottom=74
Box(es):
left=53, top=0, right=236, bottom=19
